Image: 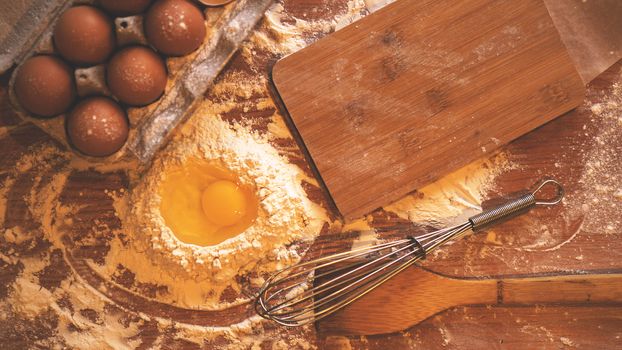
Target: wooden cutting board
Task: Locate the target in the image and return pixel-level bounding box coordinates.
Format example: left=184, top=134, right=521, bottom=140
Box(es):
left=317, top=267, right=622, bottom=335
left=272, top=0, right=585, bottom=220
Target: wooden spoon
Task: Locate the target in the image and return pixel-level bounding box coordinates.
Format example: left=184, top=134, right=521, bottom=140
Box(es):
left=318, top=267, right=622, bottom=335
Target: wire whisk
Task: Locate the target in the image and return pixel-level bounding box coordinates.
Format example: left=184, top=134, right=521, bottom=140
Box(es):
left=255, top=179, right=564, bottom=326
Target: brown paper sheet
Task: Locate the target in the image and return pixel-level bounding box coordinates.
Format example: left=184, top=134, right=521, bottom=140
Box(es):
left=544, top=0, right=622, bottom=84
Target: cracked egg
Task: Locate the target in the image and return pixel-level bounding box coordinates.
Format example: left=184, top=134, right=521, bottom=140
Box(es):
left=159, top=158, right=258, bottom=246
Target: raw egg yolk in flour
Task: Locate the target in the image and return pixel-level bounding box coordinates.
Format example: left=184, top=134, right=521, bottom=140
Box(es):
left=159, top=159, right=258, bottom=246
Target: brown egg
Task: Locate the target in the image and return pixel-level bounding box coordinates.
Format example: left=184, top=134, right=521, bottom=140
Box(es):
left=98, top=0, right=153, bottom=17
left=144, top=0, right=206, bottom=56
left=107, top=46, right=167, bottom=106
left=14, top=55, right=76, bottom=118
left=66, top=97, right=129, bottom=157
left=53, top=6, right=115, bottom=65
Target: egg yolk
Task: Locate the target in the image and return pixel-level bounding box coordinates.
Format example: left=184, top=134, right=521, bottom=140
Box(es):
left=159, top=159, right=258, bottom=246
left=201, top=180, right=247, bottom=226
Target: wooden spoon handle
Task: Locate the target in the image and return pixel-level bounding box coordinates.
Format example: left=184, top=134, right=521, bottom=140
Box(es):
left=501, top=273, right=622, bottom=305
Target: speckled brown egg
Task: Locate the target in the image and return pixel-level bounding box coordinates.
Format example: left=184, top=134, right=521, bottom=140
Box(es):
left=144, top=0, right=206, bottom=56
left=14, top=55, right=76, bottom=118
left=107, top=46, right=167, bottom=106
left=66, top=97, right=129, bottom=157
left=98, top=0, right=153, bottom=17
left=53, top=6, right=115, bottom=65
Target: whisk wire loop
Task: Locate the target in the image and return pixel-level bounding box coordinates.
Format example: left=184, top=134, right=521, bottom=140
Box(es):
left=532, top=179, right=564, bottom=206
left=266, top=239, right=417, bottom=316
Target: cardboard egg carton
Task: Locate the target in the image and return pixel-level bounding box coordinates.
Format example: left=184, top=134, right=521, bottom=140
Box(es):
left=3, top=0, right=272, bottom=165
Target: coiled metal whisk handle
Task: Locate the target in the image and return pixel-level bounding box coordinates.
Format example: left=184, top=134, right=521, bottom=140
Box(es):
left=468, top=179, right=564, bottom=231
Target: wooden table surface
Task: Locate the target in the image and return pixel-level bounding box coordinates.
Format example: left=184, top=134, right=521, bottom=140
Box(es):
left=1, top=0, right=622, bottom=349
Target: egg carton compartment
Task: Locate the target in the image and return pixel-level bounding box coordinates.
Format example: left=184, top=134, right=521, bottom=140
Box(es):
left=115, top=15, right=148, bottom=47
left=75, top=65, right=110, bottom=97
left=6, top=0, right=272, bottom=165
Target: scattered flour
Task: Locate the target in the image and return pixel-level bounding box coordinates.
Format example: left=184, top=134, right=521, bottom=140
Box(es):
left=574, top=82, right=622, bottom=233
left=384, top=154, right=513, bottom=226
left=0, top=0, right=565, bottom=348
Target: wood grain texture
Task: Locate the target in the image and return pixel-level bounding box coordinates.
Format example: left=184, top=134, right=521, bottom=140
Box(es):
left=273, top=0, right=585, bottom=220
left=319, top=267, right=622, bottom=335
left=503, top=274, right=622, bottom=304
left=1, top=0, right=622, bottom=348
